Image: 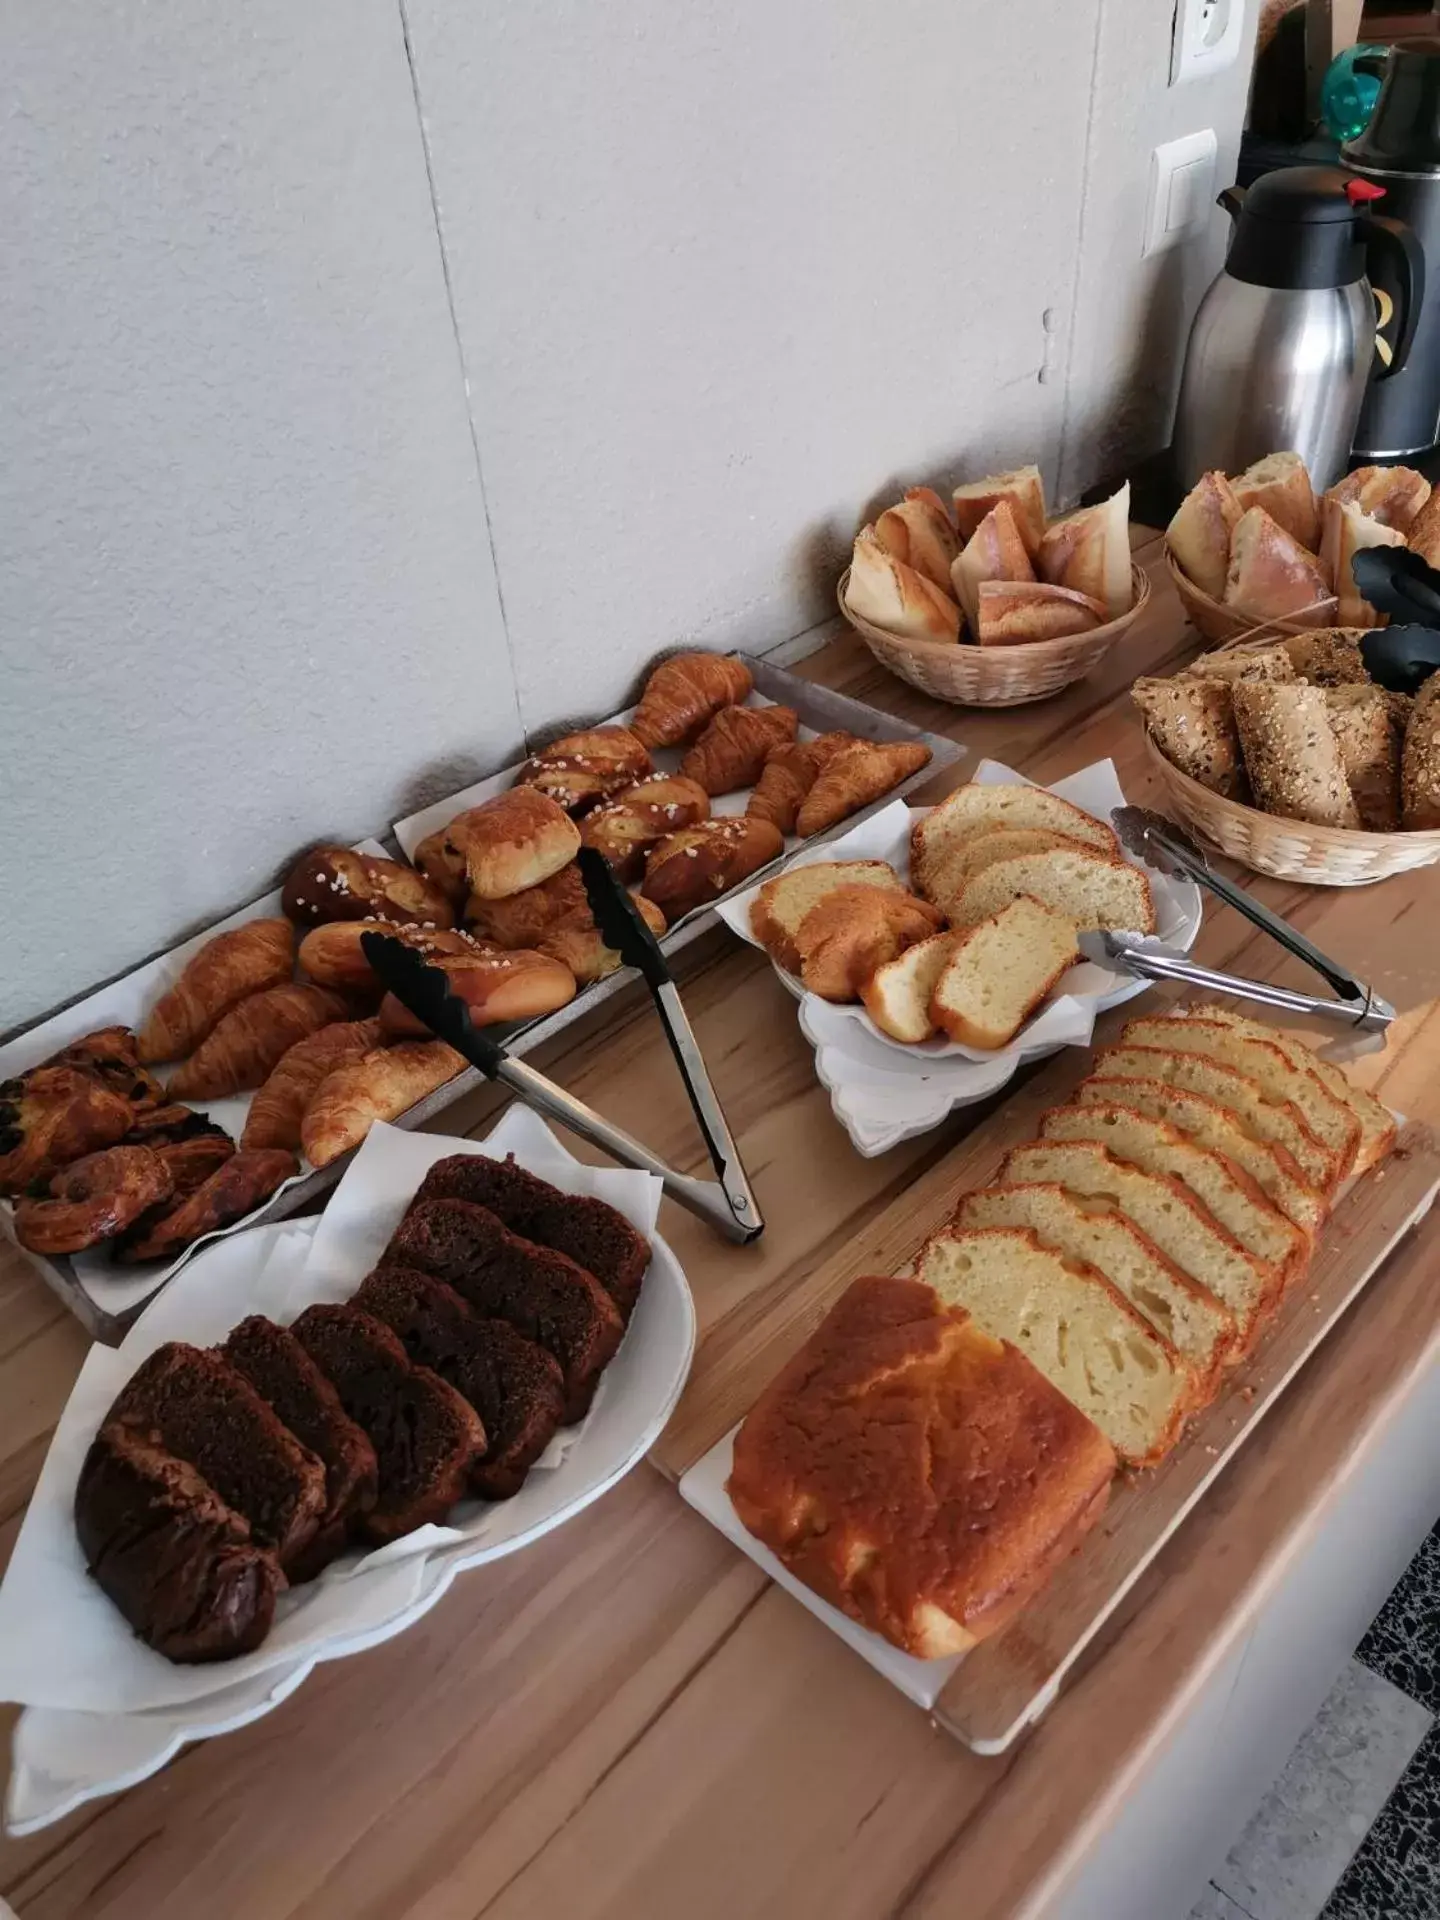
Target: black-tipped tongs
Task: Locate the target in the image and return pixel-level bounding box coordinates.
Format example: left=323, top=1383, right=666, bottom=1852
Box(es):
left=1076, top=807, right=1395, bottom=1036
left=360, top=847, right=763, bottom=1243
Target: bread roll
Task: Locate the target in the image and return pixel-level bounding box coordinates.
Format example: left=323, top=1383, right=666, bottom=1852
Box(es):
left=377, top=949, right=576, bottom=1038
left=282, top=848, right=455, bottom=931
left=1133, top=676, right=1246, bottom=799
left=1231, top=682, right=1360, bottom=828
left=298, top=921, right=490, bottom=994
left=445, top=790, right=581, bottom=901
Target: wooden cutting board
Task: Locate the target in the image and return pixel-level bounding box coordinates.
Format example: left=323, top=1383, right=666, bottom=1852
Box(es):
left=649, top=1014, right=1440, bottom=1750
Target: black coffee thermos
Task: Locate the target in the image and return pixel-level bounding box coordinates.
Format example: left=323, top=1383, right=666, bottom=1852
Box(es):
left=1346, top=38, right=1440, bottom=457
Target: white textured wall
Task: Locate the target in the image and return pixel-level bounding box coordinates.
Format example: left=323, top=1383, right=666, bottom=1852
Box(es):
left=0, top=0, right=1257, bottom=1034
left=0, top=1, right=520, bottom=1034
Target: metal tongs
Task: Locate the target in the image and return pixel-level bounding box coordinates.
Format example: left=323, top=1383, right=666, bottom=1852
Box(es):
left=360, top=847, right=763, bottom=1243
left=1077, top=807, right=1395, bottom=1039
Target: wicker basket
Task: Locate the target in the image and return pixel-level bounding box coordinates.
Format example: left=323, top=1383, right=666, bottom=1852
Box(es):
left=1164, top=546, right=1337, bottom=645
left=837, top=562, right=1150, bottom=708
left=1144, top=731, right=1440, bottom=886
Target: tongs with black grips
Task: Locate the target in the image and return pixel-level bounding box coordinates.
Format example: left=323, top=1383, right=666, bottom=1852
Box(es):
left=360, top=847, right=764, bottom=1243
left=1076, top=807, right=1395, bottom=1035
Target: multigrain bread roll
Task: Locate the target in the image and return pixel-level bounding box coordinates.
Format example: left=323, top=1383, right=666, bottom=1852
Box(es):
left=1402, top=676, right=1440, bottom=829
left=1325, top=684, right=1403, bottom=831
left=1230, top=682, right=1361, bottom=829
left=727, top=1274, right=1116, bottom=1657
left=1280, top=628, right=1370, bottom=686
left=1186, top=644, right=1296, bottom=684
left=1133, top=676, right=1246, bottom=799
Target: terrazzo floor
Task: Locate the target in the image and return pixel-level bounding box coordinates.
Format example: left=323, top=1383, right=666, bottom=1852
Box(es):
left=1189, top=1520, right=1440, bottom=1920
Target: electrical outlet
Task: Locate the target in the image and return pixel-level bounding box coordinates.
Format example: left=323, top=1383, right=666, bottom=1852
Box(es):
left=1171, top=0, right=1246, bottom=84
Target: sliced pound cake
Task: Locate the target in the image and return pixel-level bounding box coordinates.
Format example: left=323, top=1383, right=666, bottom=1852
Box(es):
left=947, top=847, right=1155, bottom=935
left=751, top=860, right=904, bottom=972
left=861, top=933, right=957, bottom=1043
left=915, top=1225, right=1191, bottom=1465
left=1185, top=1005, right=1396, bottom=1175
left=1075, top=1076, right=1325, bottom=1239
left=915, top=827, right=1098, bottom=921
left=1039, top=1102, right=1308, bottom=1285
left=911, top=784, right=1118, bottom=905
left=955, top=1184, right=1234, bottom=1389
left=1093, top=1046, right=1338, bottom=1194
left=1120, top=1015, right=1360, bottom=1183
left=928, top=898, right=1079, bottom=1048
left=999, top=1140, right=1281, bottom=1340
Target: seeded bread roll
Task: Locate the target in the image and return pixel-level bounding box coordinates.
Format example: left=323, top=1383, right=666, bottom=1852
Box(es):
left=1133, top=676, right=1246, bottom=800
left=1231, top=682, right=1360, bottom=829
left=1325, top=684, right=1403, bottom=831
left=1279, top=629, right=1370, bottom=687
left=1402, top=675, right=1440, bottom=829
left=1186, top=645, right=1296, bottom=684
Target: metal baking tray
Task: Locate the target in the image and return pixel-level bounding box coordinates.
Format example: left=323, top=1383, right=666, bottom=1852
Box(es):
left=10, top=654, right=962, bottom=1339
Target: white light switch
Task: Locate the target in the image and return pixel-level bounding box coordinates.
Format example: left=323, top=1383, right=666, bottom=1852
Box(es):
left=1144, top=130, right=1219, bottom=257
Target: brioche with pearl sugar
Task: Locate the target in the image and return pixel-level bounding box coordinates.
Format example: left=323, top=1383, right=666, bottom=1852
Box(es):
left=282, top=847, right=455, bottom=930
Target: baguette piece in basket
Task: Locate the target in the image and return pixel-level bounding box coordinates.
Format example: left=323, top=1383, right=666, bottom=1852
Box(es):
left=1223, top=506, right=1334, bottom=626
left=950, top=467, right=1047, bottom=551
left=1038, top=484, right=1132, bottom=619
left=849, top=526, right=960, bottom=643
left=1166, top=471, right=1243, bottom=601
left=975, top=580, right=1106, bottom=646
left=1319, top=497, right=1406, bottom=628
left=726, top=1273, right=1116, bottom=1658
left=873, top=488, right=960, bottom=591
left=949, top=502, right=1035, bottom=630
left=1233, top=452, right=1319, bottom=552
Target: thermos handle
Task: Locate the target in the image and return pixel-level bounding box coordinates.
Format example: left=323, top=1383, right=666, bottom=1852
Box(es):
left=1365, top=212, right=1425, bottom=378
left=1217, top=185, right=1246, bottom=220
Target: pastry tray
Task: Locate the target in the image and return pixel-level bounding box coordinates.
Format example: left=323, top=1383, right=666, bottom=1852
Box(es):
left=653, top=1022, right=1440, bottom=1753
left=3, top=654, right=961, bottom=1340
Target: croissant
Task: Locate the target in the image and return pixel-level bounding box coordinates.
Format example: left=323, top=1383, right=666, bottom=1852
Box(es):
left=445, top=790, right=581, bottom=901
left=536, top=893, right=667, bottom=983
left=744, top=734, right=858, bottom=835
left=411, top=828, right=470, bottom=908
left=378, top=949, right=576, bottom=1039
left=677, top=704, right=799, bottom=795
left=629, top=652, right=755, bottom=749
left=300, top=1041, right=465, bottom=1168
left=793, top=887, right=946, bottom=1002
left=464, top=863, right=586, bottom=947
left=795, top=741, right=933, bottom=837
left=298, top=920, right=491, bottom=994
left=579, top=776, right=711, bottom=879
left=514, top=726, right=654, bottom=813
left=137, top=919, right=295, bottom=1064
left=168, top=985, right=354, bottom=1100
left=241, top=1019, right=384, bottom=1151
left=282, top=848, right=455, bottom=930
left=639, top=818, right=783, bottom=925
left=0, top=1066, right=137, bottom=1195
left=114, top=1148, right=298, bottom=1264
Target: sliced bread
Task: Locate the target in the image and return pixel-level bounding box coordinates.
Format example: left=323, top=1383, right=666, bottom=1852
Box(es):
left=915, top=1225, right=1191, bottom=1466
left=1076, top=1075, right=1325, bottom=1238
left=916, top=827, right=1097, bottom=921
left=955, top=1184, right=1233, bottom=1388
left=1093, top=1046, right=1337, bottom=1195
left=1038, top=1102, right=1308, bottom=1290
left=928, top=898, right=1079, bottom=1048
left=911, top=783, right=1117, bottom=903
left=947, top=846, right=1155, bottom=935
left=1120, top=1015, right=1359, bottom=1183
left=999, top=1140, right=1280, bottom=1337
left=860, top=932, right=957, bottom=1044
left=751, top=860, right=903, bottom=972
left=1184, top=1005, right=1396, bottom=1176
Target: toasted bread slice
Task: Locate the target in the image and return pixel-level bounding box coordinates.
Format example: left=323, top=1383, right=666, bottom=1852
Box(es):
left=860, top=932, right=957, bottom=1044
left=1233, top=452, right=1319, bottom=551
left=1039, top=1100, right=1308, bottom=1292
left=929, top=898, right=1078, bottom=1048
left=1183, top=1006, right=1396, bottom=1176
left=751, top=859, right=903, bottom=972
left=999, top=1139, right=1280, bottom=1337
left=1224, top=506, right=1335, bottom=626
left=911, top=785, right=1116, bottom=902
left=956, top=1183, right=1234, bottom=1389
left=1120, top=1015, right=1359, bottom=1183
left=1076, top=1075, right=1324, bottom=1238
left=947, top=846, right=1154, bottom=935
left=916, top=1225, right=1191, bottom=1466
left=1167, top=470, right=1243, bottom=599
left=951, top=467, right=1046, bottom=552
left=1093, top=1046, right=1336, bottom=1194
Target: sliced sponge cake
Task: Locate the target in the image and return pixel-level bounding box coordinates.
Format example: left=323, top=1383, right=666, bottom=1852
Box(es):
left=1039, top=1101, right=1308, bottom=1286
left=999, top=1140, right=1281, bottom=1341
left=929, top=898, right=1079, bottom=1048
left=751, top=860, right=903, bottom=972
left=915, top=1225, right=1191, bottom=1465
left=1120, top=1015, right=1360, bottom=1183
left=912, top=784, right=1118, bottom=904
left=916, top=827, right=1097, bottom=921
left=955, top=1183, right=1233, bottom=1389
left=1075, top=1075, right=1325, bottom=1239
left=948, top=847, right=1155, bottom=935
left=861, top=933, right=957, bottom=1044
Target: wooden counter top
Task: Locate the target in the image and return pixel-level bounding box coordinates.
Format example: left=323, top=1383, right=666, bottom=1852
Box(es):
left=5, top=534, right=1440, bottom=1920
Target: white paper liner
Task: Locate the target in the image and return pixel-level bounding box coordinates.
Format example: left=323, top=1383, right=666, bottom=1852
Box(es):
left=0, top=1109, right=677, bottom=1724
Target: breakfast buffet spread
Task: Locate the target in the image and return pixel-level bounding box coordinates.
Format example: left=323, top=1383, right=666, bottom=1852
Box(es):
left=6, top=446, right=1440, bottom=1830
